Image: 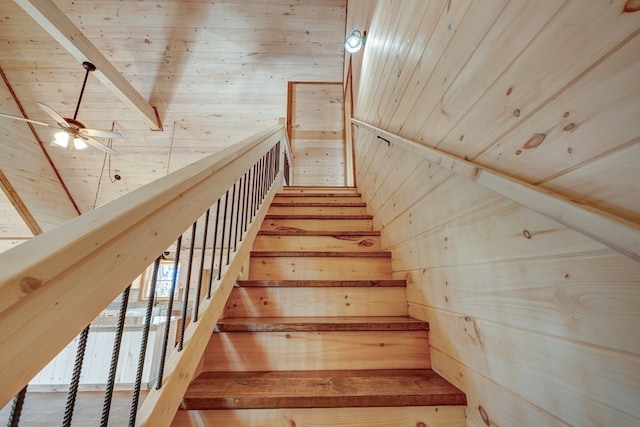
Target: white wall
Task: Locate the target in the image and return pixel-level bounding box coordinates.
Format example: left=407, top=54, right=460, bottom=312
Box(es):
left=29, top=321, right=175, bottom=391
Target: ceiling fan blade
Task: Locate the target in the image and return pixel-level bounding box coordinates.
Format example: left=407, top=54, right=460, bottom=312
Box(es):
left=37, top=102, right=69, bottom=127
left=0, top=111, right=57, bottom=128
left=81, top=136, right=121, bottom=157
left=79, top=128, right=124, bottom=139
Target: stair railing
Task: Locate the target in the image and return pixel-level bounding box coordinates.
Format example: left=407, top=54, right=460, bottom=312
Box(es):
left=0, top=122, right=286, bottom=426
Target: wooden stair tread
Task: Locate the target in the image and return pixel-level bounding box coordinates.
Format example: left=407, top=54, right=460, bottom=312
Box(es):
left=258, top=230, right=380, bottom=236
left=283, top=186, right=358, bottom=191
left=270, top=202, right=367, bottom=207
left=236, top=280, right=406, bottom=287
left=181, top=369, right=466, bottom=409
left=275, top=193, right=362, bottom=197
left=264, top=214, right=373, bottom=220
left=216, top=316, right=429, bottom=332
left=176, top=188, right=468, bottom=416
left=283, top=186, right=358, bottom=188
left=250, top=251, right=391, bottom=258
left=276, top=194, right=361, bottom=198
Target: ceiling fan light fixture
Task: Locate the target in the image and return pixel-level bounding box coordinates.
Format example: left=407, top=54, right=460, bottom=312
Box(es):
left=73, top=137, right=88, bottom=150
left=0, top=62, right=121, bottom=157
left=52, top=131, right=69, bottom=148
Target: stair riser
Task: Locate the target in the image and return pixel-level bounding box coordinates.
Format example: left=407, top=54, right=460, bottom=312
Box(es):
left=267, top=206, right=368, bottom=215
left=223, top=287, right=409, bottom=317
left=261, top=218, right=373, bottom=232
left=204, top=331, right=430, bottom=371
left=252, top=235, right=382, bottom=252
left=274, top=196, right=363, bottom=203
left=172, top=406, right=467, bottom=427
left=249, top=257, right=392, bottom=280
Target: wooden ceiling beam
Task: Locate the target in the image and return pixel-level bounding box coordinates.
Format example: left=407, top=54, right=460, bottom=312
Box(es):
left=0, top=170, right=42, bottom=236
left=14, top=0, right=163, bottom=131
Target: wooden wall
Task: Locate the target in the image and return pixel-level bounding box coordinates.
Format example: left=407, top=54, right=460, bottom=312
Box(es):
left=347, top=1, right=640, bottom=426
left=289, top=82, right=345, bottom=186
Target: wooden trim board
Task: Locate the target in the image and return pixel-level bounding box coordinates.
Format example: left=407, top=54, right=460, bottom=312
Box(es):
left=0, top=169, right=42, bottom=236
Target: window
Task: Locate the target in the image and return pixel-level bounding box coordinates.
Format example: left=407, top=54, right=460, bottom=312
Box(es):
left=153, top=261, right=179, bottom=299
left=139, top=260, right=179, bottom=300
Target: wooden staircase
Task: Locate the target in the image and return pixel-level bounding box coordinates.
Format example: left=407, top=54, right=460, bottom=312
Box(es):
left=172, top=187, right=466, bottom=427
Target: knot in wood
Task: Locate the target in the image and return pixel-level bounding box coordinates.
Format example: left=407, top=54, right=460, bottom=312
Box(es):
left=479, top=405, right=490, bottom=426
left=20, top=277, right=43, bottom=294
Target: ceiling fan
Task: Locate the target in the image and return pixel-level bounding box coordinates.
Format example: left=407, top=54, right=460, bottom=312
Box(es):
left=0, top=61, right=122, bottom=156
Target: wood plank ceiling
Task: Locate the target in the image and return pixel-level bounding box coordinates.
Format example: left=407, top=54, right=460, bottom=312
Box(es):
left=0, top=0, right=346, bottom=251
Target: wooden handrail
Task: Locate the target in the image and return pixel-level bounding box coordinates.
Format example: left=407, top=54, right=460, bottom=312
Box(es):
left=351, top=118, right=640, bottom=262
left=0, top=123, right=285, bottom=407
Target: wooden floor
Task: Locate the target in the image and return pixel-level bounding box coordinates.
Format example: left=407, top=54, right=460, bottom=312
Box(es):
left=0, top=391, right=145, bottom=426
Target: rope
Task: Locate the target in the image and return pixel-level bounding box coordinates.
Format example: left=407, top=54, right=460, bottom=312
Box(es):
left=7, top=386, right=27, bottom=427
left=208, top=200, right=221, bottom=299
left=156, top=236, right=182, bottom=389
left=129, top=257, right=160, bottom=427
left=100, top=286, right=131, bottom=427
left=193, top=209, right=210, bottom=322
left=226, top=182, right=236, bottom=265
left=62, top=325, right=91, bottom=427
left=178, top=222, right=197, bottom=351
left=217, top=191, right=229, bottom=280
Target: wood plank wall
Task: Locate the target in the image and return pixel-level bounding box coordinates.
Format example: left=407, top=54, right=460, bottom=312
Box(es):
left=289, top=82, right=345, bottom=186
left=347, top=1, right=640, bottom=426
